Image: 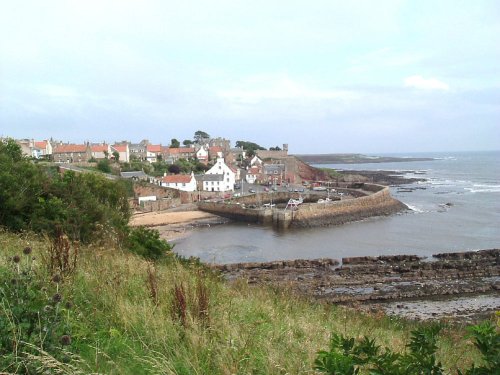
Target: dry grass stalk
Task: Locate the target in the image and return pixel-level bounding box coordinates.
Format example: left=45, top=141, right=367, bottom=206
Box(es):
left=196, top=277, right=210, bottom=326
left=172, top=283, right=187, bottom=327
left=146, top=263, right=159, bottom=306
left=45, top=229, right=79, bottom=277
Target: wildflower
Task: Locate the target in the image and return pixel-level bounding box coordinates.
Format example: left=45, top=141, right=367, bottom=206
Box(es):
left=52, top=293, right=62, bottom=303
left=60, top=335, right=71, bottom=346
left=65, top=301, right=73, bottom=309
left=12, top=255, right=21, bottom=263
left=51, top=274, right=61, bottom=283
left=43, top=305, right=53, bottom=313
left=23, top=247, right=32, bottom=255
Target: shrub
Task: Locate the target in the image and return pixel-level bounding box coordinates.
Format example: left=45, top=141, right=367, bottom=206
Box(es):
left=0, top=247, right=74, bottom=373
left=127, top=226, right=173, bottom=261
left=315, top=322, right=500, bottom=375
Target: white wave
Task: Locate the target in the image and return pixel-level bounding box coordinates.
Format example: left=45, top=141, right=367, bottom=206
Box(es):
left=406, top=204, right=425, bottom=213
left=465, top=185, right=500, bottom=194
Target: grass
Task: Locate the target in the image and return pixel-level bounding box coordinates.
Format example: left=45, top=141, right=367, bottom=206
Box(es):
left=0, top=229, right=490, bottom=374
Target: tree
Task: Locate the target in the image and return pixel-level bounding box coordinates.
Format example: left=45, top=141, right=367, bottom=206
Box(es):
left=194, top=130, right=210, bottom=144
left=168, top=164, right=181, bottom=174
left=170, top=138, right=180, bottom=148
left=97, top=159, right=111, bottom=173
left=270, top=146, right=282, bottom=151
left=235, top=140, right=266, bottom=151
left=112, top=150, right=120, bottom=162
left=183, top=139, right=193, bottom=146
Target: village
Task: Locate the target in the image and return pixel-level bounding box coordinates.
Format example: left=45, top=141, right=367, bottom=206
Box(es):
left=6, top=132, right=327, bottom=204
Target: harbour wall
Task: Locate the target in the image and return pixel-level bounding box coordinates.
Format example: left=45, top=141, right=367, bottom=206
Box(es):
left=291, top=185, right=407, bottom=228
left=198, top=183, right=407, bottom=228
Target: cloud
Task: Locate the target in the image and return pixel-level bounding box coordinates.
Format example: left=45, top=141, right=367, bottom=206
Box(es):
left=404, top=75, right=450, bottom=91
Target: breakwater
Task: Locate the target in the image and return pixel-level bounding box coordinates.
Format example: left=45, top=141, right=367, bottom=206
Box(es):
left=197, top=184, right=407, bottom=228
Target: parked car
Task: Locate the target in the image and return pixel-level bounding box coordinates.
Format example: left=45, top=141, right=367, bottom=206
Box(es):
left=248, top=188, right=256, bottom=193
left=264, top=187, right=269, bottom=192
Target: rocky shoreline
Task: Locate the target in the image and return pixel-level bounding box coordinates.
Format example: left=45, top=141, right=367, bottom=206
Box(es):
left=211, top=249, right=500, bottom=321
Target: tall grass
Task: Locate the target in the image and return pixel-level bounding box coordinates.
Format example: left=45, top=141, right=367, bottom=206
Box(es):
left=0, top=230, right=487, bottom=374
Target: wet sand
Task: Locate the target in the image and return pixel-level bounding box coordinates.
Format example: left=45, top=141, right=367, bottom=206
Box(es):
left=129, top=210, right=227, bottom=241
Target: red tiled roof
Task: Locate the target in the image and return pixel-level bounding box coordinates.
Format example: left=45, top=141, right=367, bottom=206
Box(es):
left=91, top=144, right=109, bottom=152
left=249, top=166, right=260, bottom=174
left=147, top=144, right=162, bottom=153
left=54, top=144, right=88, bottom=153
left=162, top=174, right=193, bottom=183
left=168, top=147, right=195, bottom=154
left=209, top=146, right=222, bottom=153
left=112, top=145, right=128, bottom=152
left=35, top=141, right=47, bottom=149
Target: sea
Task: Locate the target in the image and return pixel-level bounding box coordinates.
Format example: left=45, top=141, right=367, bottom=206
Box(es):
left=173, top=151, right=500, bottom=265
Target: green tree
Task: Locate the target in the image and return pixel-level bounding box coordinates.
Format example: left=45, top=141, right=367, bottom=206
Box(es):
left=0, top=139, right=45, bottom=231
left=112, top=150, right=120, bottom=162
left=194, top=130, right=210, bottom=144
left=183, top=139, right=193, bottom=146
left=97, top=159, right=111, bottom=173
left=170, top=138, right=180, bottom=148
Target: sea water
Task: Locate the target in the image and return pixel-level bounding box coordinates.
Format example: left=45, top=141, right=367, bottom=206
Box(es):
left=173, top=151, right=500, bottom=264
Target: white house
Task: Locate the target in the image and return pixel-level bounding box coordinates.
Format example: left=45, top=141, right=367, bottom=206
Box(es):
left=160, top=172, right=197, bottom=192
left=111, top=144, right=130, bottom=163
left=202, top=157, right=235, bottom=192
left=91, top=144, right=111, bottom=160
left=246, top=166, right=260, bottom=184
left=196, top=145, right=209, bottom=165
left=146, top=144, right=162, bottom=163
left=250, top=155, right=263, bottom=167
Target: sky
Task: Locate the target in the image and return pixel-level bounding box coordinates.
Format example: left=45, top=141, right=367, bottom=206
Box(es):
left=1, top=0, right=499, bottom=154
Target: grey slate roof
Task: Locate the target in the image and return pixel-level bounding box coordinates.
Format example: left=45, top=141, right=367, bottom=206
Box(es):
left=120, top=171, right=148, bottom=179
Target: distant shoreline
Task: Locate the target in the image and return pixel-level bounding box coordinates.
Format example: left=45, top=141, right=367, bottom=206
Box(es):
left=296, top=153, right=435, bottom=164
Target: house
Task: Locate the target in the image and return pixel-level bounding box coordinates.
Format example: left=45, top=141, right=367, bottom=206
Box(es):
left=111, top=144, right=130, bottom=163
left=202, top=157, right=235, bottom=192
left=146, top=144, right=162, bottom=163
left=34, top=140, right=53, bottom=158
left=196, top=145, right=209, bottom=165
left=165, top=147, right=196, bottom=162
left=52, top=143, right=92, bottom=163
left=91, top=143, right=111, bottom=160
left=246, top=166, right=260, bottom=184
left=250, top=155, right=263, bottom=167
left=160, top=172, right=197, bottom=192
left=208, top=146, right=223, bottom=161
left=263, top=163, right=286, bottom=185
left=129, top=140, right=149, bottom=161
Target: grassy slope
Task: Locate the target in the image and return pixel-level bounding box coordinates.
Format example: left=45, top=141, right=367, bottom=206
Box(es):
left=0, top=230, right=483, bottom=374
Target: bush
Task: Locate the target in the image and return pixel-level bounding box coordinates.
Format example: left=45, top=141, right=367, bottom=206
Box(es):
left=315, top=322, right=500, bottom=375
left=0, top=139, right=130, bottom=244
left=127, top=226, right=173, bottom=261
left=0, top=247, right=74, bottom=372
left=97, top=159, right=111, bottom=173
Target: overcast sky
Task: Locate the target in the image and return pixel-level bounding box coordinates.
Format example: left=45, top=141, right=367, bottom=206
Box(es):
left=1, top=0, right=499, bottom=154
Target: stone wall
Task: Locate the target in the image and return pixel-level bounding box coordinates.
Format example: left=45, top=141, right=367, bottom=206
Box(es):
left=197, top=202, right=271, bottom=223
left=198, top=184, right=406, bottom=228
left=291, top=185, right=406, bottom=227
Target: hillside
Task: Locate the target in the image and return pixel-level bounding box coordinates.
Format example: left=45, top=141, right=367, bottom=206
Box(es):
left=1, top=230, right=495, bottom=374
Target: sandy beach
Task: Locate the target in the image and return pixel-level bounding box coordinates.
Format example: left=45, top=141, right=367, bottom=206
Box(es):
left=129, top=210, right=225, bottom=241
